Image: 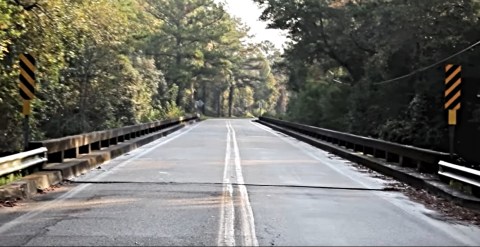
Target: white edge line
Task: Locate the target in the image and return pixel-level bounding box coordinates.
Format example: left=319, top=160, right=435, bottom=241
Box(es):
left=0, top=121, right=203, bottom=235
left=250, top=121, right=374, bottom=189
left=250, top=120, right=480, bottom=246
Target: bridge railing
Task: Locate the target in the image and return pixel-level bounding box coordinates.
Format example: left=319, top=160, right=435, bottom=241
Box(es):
left=29, top=115, right=198, bottom=163
left=439, top=161, right=480, bottom=192
left=0, top=148, right=47, bottom=178
left=258, top=116, right=450, bottom=173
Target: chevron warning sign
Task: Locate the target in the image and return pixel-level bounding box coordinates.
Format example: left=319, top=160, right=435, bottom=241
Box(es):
left=18, top=53, right=36, bottom=101
left=444, top=64, right=462, bottom=111
left=445, top=64, right=462, bottom=125
left=18, top=53, right=36, bottom=116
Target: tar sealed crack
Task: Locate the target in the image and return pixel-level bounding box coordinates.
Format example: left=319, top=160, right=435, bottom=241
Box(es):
left=70, top=180, right=391, bottom=192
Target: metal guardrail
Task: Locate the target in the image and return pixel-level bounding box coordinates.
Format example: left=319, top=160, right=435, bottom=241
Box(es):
left=439, top=161, right=480, bottom=189
left=0, top=148, right=48, bottom=177
left=259, top=116, right=450, bottom=172
left=29, top=115, right=198, bottom=163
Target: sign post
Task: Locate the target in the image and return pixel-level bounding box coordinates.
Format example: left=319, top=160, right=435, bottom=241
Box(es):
left=18, top=53, right=36, bottom=151
left=444, top=64, right=462, bottom=158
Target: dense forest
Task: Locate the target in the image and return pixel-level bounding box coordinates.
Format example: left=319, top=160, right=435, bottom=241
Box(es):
left=2, top=0, right=480, bottom=163
left=255, top=0, right=480, bottom=162
left=0, top=0, right=288, bottom=153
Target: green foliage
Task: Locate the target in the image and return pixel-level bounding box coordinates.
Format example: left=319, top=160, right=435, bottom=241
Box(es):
left=256, top=0, right=480, bottom=155
left=287, top=79, right=350, bottom=131
left=0, top=0, right=284, bottom=153
left=0, top=171, right=22, bottom=186
left=143, top=0, right=286, bottom=118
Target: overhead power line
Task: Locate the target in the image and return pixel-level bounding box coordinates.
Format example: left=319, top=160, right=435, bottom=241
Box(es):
left=373, top=39, right=480, bottom=85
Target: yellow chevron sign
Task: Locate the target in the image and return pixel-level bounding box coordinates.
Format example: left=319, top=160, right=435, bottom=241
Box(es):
left=444, top=64, right=461, bottom=110
left=444, top=64, right=462, bottom=125
left=19, top=53, right=36, bottom=101
left=18, top=53, right=36, bottom=116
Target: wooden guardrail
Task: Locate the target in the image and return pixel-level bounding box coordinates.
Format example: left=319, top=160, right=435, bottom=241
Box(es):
left=29, top=115, right=198, bottom=163
left=259, top=116, right=451, bottom=173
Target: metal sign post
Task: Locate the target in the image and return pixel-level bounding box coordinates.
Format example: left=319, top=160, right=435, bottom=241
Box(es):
left=18, top=53, right=36, bottom=151
left=444, top=64, right=462, bottom=158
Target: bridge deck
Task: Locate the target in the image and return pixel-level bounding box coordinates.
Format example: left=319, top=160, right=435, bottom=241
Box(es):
left=0, top=119, right=479, bottom=246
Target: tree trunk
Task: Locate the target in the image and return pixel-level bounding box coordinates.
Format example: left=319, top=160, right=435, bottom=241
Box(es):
left=228, top=85, right=234, bottom=118
left=190, top=80, right=195, bottom=113
left=174, top=37, right=183, bottom=107
left=79, top=49, right=92, bottom=133
left=201, top=83, right=207, bottom=115
left=217, top=91, right=222, bottom=117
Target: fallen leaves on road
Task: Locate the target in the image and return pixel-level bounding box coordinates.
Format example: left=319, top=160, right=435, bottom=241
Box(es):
left=0, top=198, right=20, bottom=208
left=36, top=183, right=64, bottom=195
left=347, top=161, right=480, bottom=226
left=402, top=186, right=480, bottom=226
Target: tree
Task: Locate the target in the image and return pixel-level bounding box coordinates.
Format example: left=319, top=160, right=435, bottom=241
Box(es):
left=0, top=0, right=283, bottom=154
left=255, top=0, right=480, bottom=161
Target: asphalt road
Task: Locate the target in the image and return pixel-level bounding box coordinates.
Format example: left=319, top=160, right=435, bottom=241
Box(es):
left=1, top=119, right=480, bottom=246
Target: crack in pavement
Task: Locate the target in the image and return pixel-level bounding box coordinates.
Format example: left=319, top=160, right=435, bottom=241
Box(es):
left=68, top=180, right=399, bottom=192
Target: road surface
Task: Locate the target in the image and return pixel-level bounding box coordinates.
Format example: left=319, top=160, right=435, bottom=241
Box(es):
left=0, top=119, right=479, bottom=246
